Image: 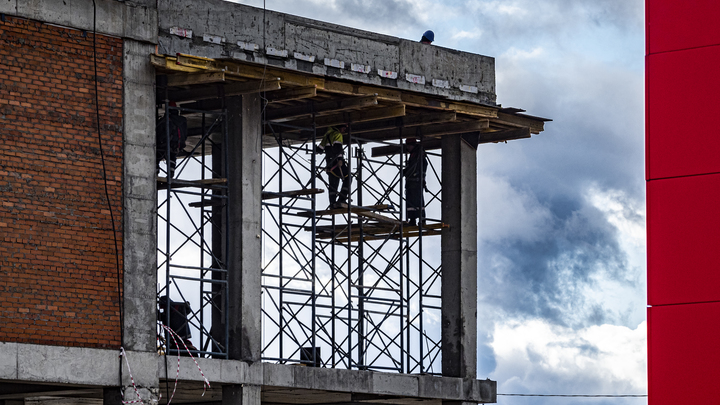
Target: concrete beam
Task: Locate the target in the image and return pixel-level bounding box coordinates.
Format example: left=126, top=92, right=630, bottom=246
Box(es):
left=223, top=384, right=260, bottom=405
left=226, top=94, right=263, bottom=362
left=0, top=0, right=157, bottom=43
left=441, top=134, right=478, bottom=382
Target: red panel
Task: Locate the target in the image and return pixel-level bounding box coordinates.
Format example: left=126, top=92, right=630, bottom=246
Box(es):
left=646, top=46, right=720, bottom=180
left=648, top=304, right=720, bottom=405
left=647, top=0, right=720, bottom=54
left=648, top=174, right=720, bottom=305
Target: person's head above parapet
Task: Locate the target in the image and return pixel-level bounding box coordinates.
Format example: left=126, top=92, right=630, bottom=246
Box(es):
left=420, top=30, right=434, bottom=44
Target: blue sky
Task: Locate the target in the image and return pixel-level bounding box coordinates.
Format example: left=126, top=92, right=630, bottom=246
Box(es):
left=228, top=1, right=647, bottom=403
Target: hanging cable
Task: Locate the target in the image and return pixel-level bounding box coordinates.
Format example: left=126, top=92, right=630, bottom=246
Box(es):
left=92, top=0, right=124, bottom=393
left=498, top=393, right=647, bottom=398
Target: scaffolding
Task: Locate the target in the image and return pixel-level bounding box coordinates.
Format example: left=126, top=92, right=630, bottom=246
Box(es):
left=260, top=117, right=443, bottom=374
left=156, top=100, right=230, bottom=358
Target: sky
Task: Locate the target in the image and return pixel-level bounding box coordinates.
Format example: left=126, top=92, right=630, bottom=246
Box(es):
left=228, top=1, right=647, bottom=403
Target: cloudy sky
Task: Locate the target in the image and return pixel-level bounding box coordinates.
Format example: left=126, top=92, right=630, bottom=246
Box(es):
left=230, top=0, right=647, bottom=403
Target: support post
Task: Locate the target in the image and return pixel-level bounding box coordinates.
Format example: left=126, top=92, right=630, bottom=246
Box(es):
left=441, top=134, right=478, bottom=382
left=226, top=94, right=263, bottom=362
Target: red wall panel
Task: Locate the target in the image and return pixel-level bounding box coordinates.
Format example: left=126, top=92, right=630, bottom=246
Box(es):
left=646, top=45, right=720, bottom=180
left=647, top=0, right=720, bottom=54
left=648, top=304, right=720, bottom=405
left=648, top=173, right=720, bottom=305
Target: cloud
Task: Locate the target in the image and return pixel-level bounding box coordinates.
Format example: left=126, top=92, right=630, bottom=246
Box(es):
left=490, top=319, right=647, bottom=405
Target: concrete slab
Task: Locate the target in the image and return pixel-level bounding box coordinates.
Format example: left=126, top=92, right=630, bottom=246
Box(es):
left=418, top=375, right=462, bottom=400
left=17, top=345, right=118, bottom=386
left=372, top=372, right=419, bottom=397
left=263, top=363, right=294, bottom=387
left=0, top=342, right=18, bottom=379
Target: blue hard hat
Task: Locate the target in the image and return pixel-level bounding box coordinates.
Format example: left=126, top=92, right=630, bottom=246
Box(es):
left=422, top=30, right=435, bottom=42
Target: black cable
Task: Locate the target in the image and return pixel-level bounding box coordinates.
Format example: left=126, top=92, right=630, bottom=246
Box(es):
left=92, top=0, right=124, bottom=393
left=498, top=393, right=648, bottom=398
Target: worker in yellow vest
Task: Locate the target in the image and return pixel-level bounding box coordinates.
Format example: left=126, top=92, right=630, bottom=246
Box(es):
left=316, top=125, right=350, bottom=209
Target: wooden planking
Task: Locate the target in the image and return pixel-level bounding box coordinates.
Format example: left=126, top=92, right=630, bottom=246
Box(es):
left=477, top=127, right=532, bottom=144
left=175, top=53, right=326, bottom=88
left=495, top=111, right=546, bottom=134
left=298, top=204, right=391, bottom=217
left=269, top=105, right=406, bottom=134
left=167, top=71, right=227, bottom=87
left=263, top=86, right=318, bottom=103
left=359, top=120, right=489, bottom=141
left=168, top=78, right=281, bottom=102
left=349, top=111, right=457, bottom=134
left=157, top=177, right=227, bottom=190
left=151, top=54, right=204, bottom=73
left=262, top=188, right=324, bottom=200
left=265, top=94, right=378, bottom=121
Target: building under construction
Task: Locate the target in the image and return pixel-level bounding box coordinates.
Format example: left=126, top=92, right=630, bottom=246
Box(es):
left=0, top=1, right=547, bottom=405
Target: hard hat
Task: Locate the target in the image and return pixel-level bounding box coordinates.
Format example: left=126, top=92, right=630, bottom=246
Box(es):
left=422, top=30, right=434, bottom=43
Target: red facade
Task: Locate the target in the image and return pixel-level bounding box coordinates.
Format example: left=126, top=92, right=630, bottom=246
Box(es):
left=646, top=0, right=720, bottom=403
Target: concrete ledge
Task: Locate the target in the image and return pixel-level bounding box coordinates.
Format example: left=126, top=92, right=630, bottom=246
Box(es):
left=0, top=0, right=157, bottom=43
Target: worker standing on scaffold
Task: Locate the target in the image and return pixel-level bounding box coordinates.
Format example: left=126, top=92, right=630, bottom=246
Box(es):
left=403, top=138, right=428, bottom=226
left=316, top=124, right=350, bottom=209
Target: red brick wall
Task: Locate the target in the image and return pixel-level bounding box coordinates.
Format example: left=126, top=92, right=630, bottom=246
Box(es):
left=0, top=17, right=123, bottom=348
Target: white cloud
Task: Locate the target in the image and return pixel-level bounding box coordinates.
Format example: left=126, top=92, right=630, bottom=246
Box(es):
left=491, top=319, right=647, bottom=402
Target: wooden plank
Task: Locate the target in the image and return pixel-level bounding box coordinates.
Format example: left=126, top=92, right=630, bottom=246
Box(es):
left=322, top=80, right=403, bottom=102
left=360, top=120, right=489, bottom=141
left=261, top=188, right=324, bottom=200
left=477, top=127, right=532, bottom=144
left=347, top=111, right=456, bottom=137
left=265, top=94, right=378, bottom=121
left=270, top=105, right=406, bottom=134
left=495, top=111, right=545, bottom=134
left=353, top=208, right=403, bottom=225
left=157, top=177, right=227, bottom=190
left=151, top=54, right=203, bottom=73
left=167, top=71, right=227, bottom=87
left=167, top=78, right=281, bottom=102
left=297, top=204, right=390, bottom=217
left=400, top=93, right=498, bottom=118
left=176, top=54, right=326, bottom=88
left=189, top=199, right=224, bottom=208
left=371, top=138, right=442, bottom=157
left=263, top=86, right=318, bottom=103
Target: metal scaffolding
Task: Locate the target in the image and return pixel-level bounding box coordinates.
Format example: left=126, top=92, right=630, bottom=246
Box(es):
left=156, top=101, right=230, bottom=358
left=260, top=117, right=443, bottom=374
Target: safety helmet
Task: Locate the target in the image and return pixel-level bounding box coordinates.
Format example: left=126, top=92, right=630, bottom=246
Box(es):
left=422, top=30, right=435, bottom=43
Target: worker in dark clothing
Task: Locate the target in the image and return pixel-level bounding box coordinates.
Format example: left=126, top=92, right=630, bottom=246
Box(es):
left=317, top=125, right=350, bottom=209
left=156, top=102, right=187, bottom=179
left=420, top=30, right=434, bottom=44
left=403, top=138, right=428, bottom=226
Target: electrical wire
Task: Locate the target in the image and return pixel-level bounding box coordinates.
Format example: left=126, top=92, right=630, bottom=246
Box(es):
left=498, top=393, right=648, bottom=398
left=91, top=0, right=124, bottom=392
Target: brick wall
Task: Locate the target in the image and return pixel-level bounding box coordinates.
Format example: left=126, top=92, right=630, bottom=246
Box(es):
left=0, top=17, right=123, bottom=348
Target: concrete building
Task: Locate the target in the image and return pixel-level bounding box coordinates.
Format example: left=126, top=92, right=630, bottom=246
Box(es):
left=0, top=1, right=546, bottom=405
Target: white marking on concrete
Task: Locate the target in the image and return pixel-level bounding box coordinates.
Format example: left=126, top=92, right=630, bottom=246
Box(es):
left=405, top=73, right=426, bottom=85
left=351, top=63, right=371, bottom=74
left=459, top=85, right=479, bottom=94
left=169, top=27, right=192, bottom=38
left=237, top=41, right=259, bottom=51
left=293, top=52, right=316, bottom=62
left=266, top=47, right=289, bottom=58
left=377, top=69, right=398, bottom=79
left=202, top=33, right=225, bottom=44
left=432, top=79, right=451, bottom=89
left=324, top=58, right=345, bottom=69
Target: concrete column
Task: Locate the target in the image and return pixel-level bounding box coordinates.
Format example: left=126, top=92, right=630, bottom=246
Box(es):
left=441, top=134, right=478, bottom=381
left=122, top=39, right=159, bottom=401
left=223, top=384, right=261, bottom=405
left=226, top=94, right=263, bottom=362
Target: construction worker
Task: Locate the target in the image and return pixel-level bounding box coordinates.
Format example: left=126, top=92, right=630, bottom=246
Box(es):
left=316, top=125, right=350, bottom=208
left=155, top=102, right=187, bottom=179
left=403, top=138, right=428, bottom=226
left=420, top=30, right=434, bottom=44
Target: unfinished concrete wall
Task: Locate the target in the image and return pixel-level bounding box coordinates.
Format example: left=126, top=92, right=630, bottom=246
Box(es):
left=0, top=16, right=123, bottom=348
left=157, top=0, right=496, bottom=105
